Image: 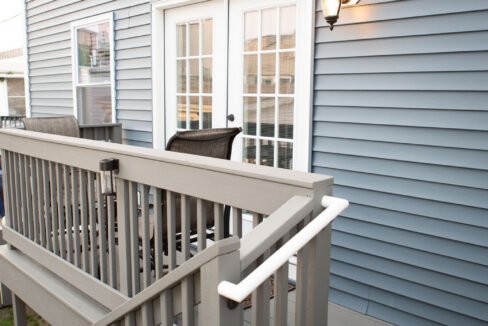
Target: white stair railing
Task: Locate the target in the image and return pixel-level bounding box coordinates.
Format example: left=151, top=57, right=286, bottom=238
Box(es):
left=217, top=195, right=349, bottom=303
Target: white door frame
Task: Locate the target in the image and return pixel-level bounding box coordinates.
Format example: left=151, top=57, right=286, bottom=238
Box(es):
left=151, top=0, right=315, bottom=172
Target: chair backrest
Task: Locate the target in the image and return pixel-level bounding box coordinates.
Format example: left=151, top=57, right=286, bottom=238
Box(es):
left=166, top=127, right=242, bottom=160
left=23, top=116, right=80, bottom=138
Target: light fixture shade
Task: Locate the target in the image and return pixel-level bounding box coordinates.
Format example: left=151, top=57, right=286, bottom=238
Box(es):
left=321, top=0, right=341, bottom=30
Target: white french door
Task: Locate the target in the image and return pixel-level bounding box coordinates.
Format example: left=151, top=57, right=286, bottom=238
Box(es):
left=164, top=0, right=228, bottom=141
left=161, top=0, right=310, bottom=171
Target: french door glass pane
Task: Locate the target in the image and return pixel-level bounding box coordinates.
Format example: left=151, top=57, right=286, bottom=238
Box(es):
left=77, top=22, right=111, bottom=84
left=242, top=5, right=296, bottom=169
left=176, top=19, right=213, bottom=130
left=77, top=86, right=112, bottom=124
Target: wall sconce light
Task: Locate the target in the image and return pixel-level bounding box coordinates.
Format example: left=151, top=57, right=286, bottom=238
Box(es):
left=99, top=158, right=119, bottom=196
left=321, top=0, right=360, bottom=31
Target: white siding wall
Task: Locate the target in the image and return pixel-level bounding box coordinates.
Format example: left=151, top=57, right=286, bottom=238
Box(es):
left=26, top=0, right=153, bottom=147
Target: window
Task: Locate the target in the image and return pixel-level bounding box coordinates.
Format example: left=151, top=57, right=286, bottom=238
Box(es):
left=6, top=78, right=26, bottom=116
left=242, top=5, right=296, bottom=169
left=72, top=15, right=114, bottom=125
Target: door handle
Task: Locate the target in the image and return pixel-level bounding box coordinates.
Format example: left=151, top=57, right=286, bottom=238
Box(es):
left=227, top=114, right=235, bottom=122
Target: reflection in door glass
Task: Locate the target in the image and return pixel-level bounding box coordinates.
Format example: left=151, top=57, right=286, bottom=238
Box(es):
left=242, top=5, right=296, bottom=169
left=176, top=19, right=213, bottom=130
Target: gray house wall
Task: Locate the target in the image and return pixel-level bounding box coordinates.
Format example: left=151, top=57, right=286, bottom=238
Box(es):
left=26, top=0, right=153, bottom=147
left=313, top=0, right=488, bottom=324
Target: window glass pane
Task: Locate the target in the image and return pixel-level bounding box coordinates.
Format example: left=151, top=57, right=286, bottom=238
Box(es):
left=260, top=139, right=274, bottom=167
left=77, top=86, right=112, bottom=124
left=261, top=53, right=276, bottom=94
left=262, top=9, right=277, bottom=50
left=243, top=97, right=257, bottom=136
left=278, top=142, right=293, bottom=169
left=244, top=11, right=259, bottom=52
left=7, top=78, right=24, bottom=96
left=177, top=96, right=187, bottom=129
left=177, top=60, right=187, bottom=93
left=189, top=96, right=199, bottom=129
left=177, top=24, right=187, bottom=57
left=189, top=22, right=199, bottom=56
left=202, top=58, right=212, bottom=94
left=77, top=22, right=111, bottom=84
left=8, top=98, right=25, bottom=116
left=279, top=98, right=294, bottom=139
left=202, top=19, right=213, bottom=56
left=244, top=54, right=258, bottom=94
left=243, top=138, right=256, bottom=164
left=260, top=97, right=275, bottom=137
left=189, top=59, right=199, bottom=93
left=280, top=52, right=295, bottom=94
left=280, top=6, right=296, bottom=49
left=202, top=96, right=212, bottom=129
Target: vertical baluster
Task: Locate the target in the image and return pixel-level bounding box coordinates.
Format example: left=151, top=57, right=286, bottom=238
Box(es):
left=30, top=157, right=39, bottom=244
left=1, top=151, right=10, bottom=229
left=181, top=195, right=194, bottom=325
left=42, top=160, right=52, bottom=252
left=36, top=159, right=46, bottom=247
left=196, top=199, right=207, bottom=251
left=88, top=172, right=98, bottom=277
left=24, top=156, right=34, bottom=240
left=56, top=164, right=66, bottom=259
left=72, top=168, right=81, bottom=268
left=166, top=191, right=176, bottom=271
left=160, top=289, right=174, bottom=326
left=13, top=153, right=22, bottom=235
left=180, top=194, right=191, bottom=261
left=232, top=207, right=243, bottom=238
left=49, top=162, right=59, bottom=255
left=129, top=182, right=140, bottom=295
left=274, top=235, right=290, bottom=326
left=252, top=213, right=269, bottom=326
left=80, top=169, right=90, bottom=272
left=214, top=203, right=224, bottom=241
left=97, top=175, right=108, bottom=283
left=64, top=165, right=74, bottom=264
left=141, top=185, right=151, bottom=287
left=107, top=194, right=117, bottom=288
left=18, top=154, right=28, bottom=236
left=7, top=152, right=17, bottom=231
left=140, top=185, right=153, bottom=325
left=154, top=189, right=164, bottom=280
left=294, top=216, right=310, bottom=326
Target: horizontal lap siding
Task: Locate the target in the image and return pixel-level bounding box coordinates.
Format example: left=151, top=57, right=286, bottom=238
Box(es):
left=312, top=0, right=488, bottom=324
left=25, top=0, right=153, bottom=147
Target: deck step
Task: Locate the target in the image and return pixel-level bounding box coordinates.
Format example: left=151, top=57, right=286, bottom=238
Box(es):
left=0, top=245, right=109, bottom=326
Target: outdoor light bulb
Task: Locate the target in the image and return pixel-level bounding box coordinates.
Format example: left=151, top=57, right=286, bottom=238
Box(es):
left=321, top=0, right=342, bottom=30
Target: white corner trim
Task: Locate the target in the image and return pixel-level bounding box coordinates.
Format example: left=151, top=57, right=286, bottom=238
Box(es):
left=152, top=5, right=165, bottom=150
left=21, top=0, right=31, bottom=118
left=294, top=0, right=316, bottom=173
left=70, top=13, right=116, bottom=123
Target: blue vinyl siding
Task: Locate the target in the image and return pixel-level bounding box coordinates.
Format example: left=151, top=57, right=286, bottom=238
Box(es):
left=25, top=0, right=153, bottom=147
left=312, top=0, right=488, bottom=324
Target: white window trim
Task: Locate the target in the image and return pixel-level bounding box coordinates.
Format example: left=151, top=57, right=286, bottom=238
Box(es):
left=21, top=0, right=31, bottom=118
left=71, top=13, right=116, bottom=124
left=153, top=0, right=207, bottom=150
left=151, top=0, right=315, bottom=172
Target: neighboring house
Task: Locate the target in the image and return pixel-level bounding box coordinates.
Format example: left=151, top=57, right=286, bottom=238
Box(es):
left=21, top=0, right=488, bottom=325
left=0, top=10, right=26, bottom=117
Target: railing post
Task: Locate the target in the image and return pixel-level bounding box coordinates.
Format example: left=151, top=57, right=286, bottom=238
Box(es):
left=200, top=243, right=242, bottom=326
left=306, top=183, right=333, bottom=326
